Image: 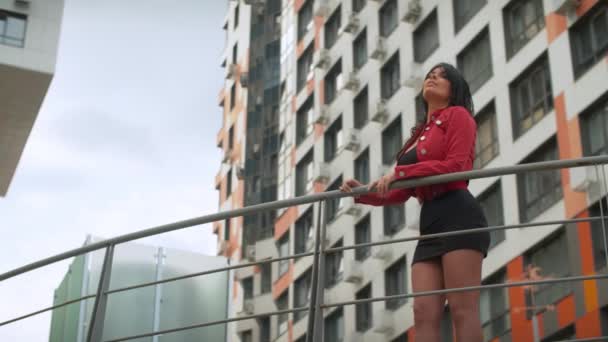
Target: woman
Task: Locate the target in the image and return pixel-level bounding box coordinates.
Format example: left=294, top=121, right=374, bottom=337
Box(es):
left=340, top=63, right=490, bottom=342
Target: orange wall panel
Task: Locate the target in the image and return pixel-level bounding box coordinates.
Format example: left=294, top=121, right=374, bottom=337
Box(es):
left=546, top=13, right=567, bottom=44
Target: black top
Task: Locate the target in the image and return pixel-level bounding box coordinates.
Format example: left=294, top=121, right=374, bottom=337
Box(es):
left=397, top=147, right=418, bottom=166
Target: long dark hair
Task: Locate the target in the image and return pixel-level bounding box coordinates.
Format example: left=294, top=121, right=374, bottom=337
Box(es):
left=396, top=62, right=474, bottom=160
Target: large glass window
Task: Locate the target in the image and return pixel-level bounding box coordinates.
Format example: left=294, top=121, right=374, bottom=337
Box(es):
left=503, top=0, right=545, bottom=59
left=570, top=2, right=608, bottom=78
left=0, top=10, right=26, bottom=48
left=457, top=27, right=493, bottom=93
left=413, top=10, right=439, bottom=63
left=385, top=256, right=408, bottom=310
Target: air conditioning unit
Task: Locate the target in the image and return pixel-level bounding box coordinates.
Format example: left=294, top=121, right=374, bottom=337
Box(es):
left=406, top=201, right=421, bottom=230
left=373, top=309, right=395, bottom=334
left=571, top=165, right=600, bottom=192
left=551, top=0, right=581, bottom=15
left=217, top=240, right=229, bottom=255
left=315, top=105, right=330, bottom=124
left=245, top=245, right=256, bottom=261
left=243, top=299, right=255, bottom=315
left=402, top=0, right=422, bottom=24
left=341, top=14, right=360, bottom=34
left=223, top=148, right=233, bottom=163
left=313, top=48, right=331, bottom=69
left=403, top=62, right=424, bottom=89
left=344, top=129, right=361, bottom=152
left=344, top=72, right=360, bottom=91
left=373, top=234, right=392, bottom=261
left=313, top=162, right=331, bottom=183
left=370, top=37, right=387, bottom=60
left=372, top=99, right=389, bottom=123
left=240, top=72, right=249, bottom=87
left=226, top=64, right=238, bottom=79
left=343, top=260, right=363, bottom=283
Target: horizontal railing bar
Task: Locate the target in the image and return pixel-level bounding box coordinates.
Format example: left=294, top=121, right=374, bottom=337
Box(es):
left=2, top=215, right=605, bottom=328
left=324, top=216, right=603, bottom=254
left=321, top=273, right=608, bottom=309
left=2, top=155, right=606, bottom=283
left=562, top=338, right=608, bottom=342
left=105, top=273, right=608, bottom=342
left=0, top=294, right=96, bottom=327
left=105, top=251, right=314, bottom=295
left=104, top=307, right=309, bottom=342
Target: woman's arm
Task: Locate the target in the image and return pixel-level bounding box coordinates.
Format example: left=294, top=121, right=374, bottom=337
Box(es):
left=354, top=188, right=414, bottom=206
left=393, top=106, right=476, bottom=181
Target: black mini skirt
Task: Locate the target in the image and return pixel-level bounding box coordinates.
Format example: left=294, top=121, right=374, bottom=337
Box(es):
left=412, top=188, right=491, bottom=264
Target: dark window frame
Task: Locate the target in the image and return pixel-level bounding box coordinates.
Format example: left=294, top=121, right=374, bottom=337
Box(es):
left=353, top=28, right=368, bottom=70
left=0, top=10, right=27, bottom=48
left=413, top=9, right=440, bottom=63
left=298, top=0, right=314, bottom=40
left=325, top=5, right=342, bottom=49
left=477, top=181, right=506, bottom=249
left=474, top=101, right=500, bottom=169
left=325, top=240, right=344, bottom=288
left=457, top=26, right=493, bottom=94
left=453, top=0, right=486, bottom=33
left=385, top=256, right=408, bottom=310
left=354, top=148, right=370, bottom=185
left=569, top=2, right=608, bottom=79
left=354, top=214, right=371, bottom=261
left=356, top=283, right=373, bottom=332
left=480, top=269, right=511, bottom=340
left=381, top=52, right=401, bottom=99
left=379, top=0, right=399, bottom=38
left=296, top=95, right=315, bottom=145
left=503, top=0, right=545, bottom=59
left=325, top=59, right=343, bottom=104
left=324, top=116, right=343, bottom=162
left=382, top=116, right=403, bottom=165
left=354, top=86, right=369, bottom=129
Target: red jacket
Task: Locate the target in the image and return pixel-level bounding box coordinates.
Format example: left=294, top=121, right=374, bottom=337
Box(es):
left=355, top=105, right=477, bottom=206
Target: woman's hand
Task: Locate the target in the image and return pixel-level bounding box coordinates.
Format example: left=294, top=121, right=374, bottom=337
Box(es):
left=368, top=172, right=395, bottom=195
left=339, top=178, right=363, bottom=193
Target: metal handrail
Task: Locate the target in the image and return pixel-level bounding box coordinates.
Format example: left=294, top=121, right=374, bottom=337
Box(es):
left=1, top=155, right=608, bottom=342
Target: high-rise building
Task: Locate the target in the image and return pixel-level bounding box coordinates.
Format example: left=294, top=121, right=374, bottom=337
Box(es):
left=0, top=0, right=64, bottom=197
left=49, top=236, right=230, bottom=342
left=217, top=0, right=608, bottom=341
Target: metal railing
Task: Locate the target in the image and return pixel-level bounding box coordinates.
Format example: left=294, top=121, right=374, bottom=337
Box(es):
left=2, top=155, right=608, bottom=342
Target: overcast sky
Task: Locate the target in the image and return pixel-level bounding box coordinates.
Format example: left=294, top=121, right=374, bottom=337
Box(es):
left=0, top=1, right=227, bottom=339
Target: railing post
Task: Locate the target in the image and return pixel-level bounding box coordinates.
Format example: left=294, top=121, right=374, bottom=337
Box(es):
left=312, top=200, right=328, bottom=342
left=87, top=244, right=115, bottom=342
left=305, top=201, right=324, bottom=342
left=597, top=165, right=608, bottom=269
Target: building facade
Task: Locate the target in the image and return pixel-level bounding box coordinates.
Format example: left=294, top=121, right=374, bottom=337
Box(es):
left=216, top=0, right=608, bottom=341
left=49, top=236, right=230, bottom=342
left=0, top=0, right=64, bottom=197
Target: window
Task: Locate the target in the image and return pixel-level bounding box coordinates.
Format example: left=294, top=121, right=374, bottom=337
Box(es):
left=230, top=83, right=237, bottom=110
left=234, top=4, right=239, bottom=28
left=379, top=0, right=398, bottom=37
left=478, top=182, right=505, bottom=249
left=580, top=92, right=608, bottom=157
left=240, top=330, right=252, bottom=342
left=298, top=0, right=314, bottom=40
left=296, top=150, right=314, bottom=196
left=353, top=0, right=366, bottom=13
left=353, top=28, right=368, bottom=70
left=457, top=27, right=493, bottom=93
left=325, top=60, right=343, bottom=104
left=228, top=125, right=235, bottom=149
left=480, top=270, right=510, bottom=341
left=325, top=5, right=342, bottom=49
left=356, top=284, right=373, bottom=332
left=381, top=52, right=401, bottom=99
left=355, top=215, right=371, bottom=261
left=354, top=148, right=370, bottom=185
left=297, top=44, right=314, bottom=92
left=524, top=229, right=571, bottom=314
left=295, top=208, right=314, bottom=255
left=384, top=204, right=405, bottom=236
left=415, top=94, right=427, bottom=123
left=226, top=169, right=233, bottom=202
left=503, top=0, right=545, bottom=59
left=601, top=306, right=608, bottom=337
left=453, top=0, right=486, bottom=33
left=258, top=317, right=270, bottom=342
left=509, top=54, right=553, bottom=138
left=294, top=270, right=312, bottom=322
left=261, top=263, right=272, bottom=294
left=385, top=256, right=408, bottom=310
left=0, top=10, right=27, bottom=48
left=326, top=176, right=344, bottom=223
left=242, top=277, right=254, bottom=300
left=324, top=308, right=344, bottom=342
left=296, top=95, right=315, bottom=145
left=541, top=325, right=575, bottom=342
left=382, top=117, right=403, bottom=165
left=224, top=218, right=231, bottom=241
left=517, top=138, right=562, bottom=222
left=474, top=102, right=500, bottom=169
left=570, top=3, right=608, bottom=78
left=588, top=197, right=608, bottom=271
left=391, top=332, right=409, bottom=342
left=276, top=291, right=289, bottom=337
left=354, top=87, right=369, bottom=129
left=325, top=117, right=343, bottom=162
left=326, top=240, right=344, bottom=288
left=233, top=43, right=238, bottom=65
left=278, top=235, right=290, bottom=277
left=440, top=307, right=454, bottom=342
left=414, top=10, right=439, bottom=63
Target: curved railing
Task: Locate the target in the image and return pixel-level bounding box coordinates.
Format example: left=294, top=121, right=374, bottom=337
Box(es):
left=2, top=155, right=608, bottom=342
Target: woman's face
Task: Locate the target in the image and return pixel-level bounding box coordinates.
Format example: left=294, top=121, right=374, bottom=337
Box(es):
left=422, top=66, right=451, bottom=105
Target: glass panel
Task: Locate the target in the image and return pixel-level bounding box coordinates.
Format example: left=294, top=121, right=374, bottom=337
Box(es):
left=592, top=11, right=608, bottom=51
left=6, top=16, right=25, bottom=39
